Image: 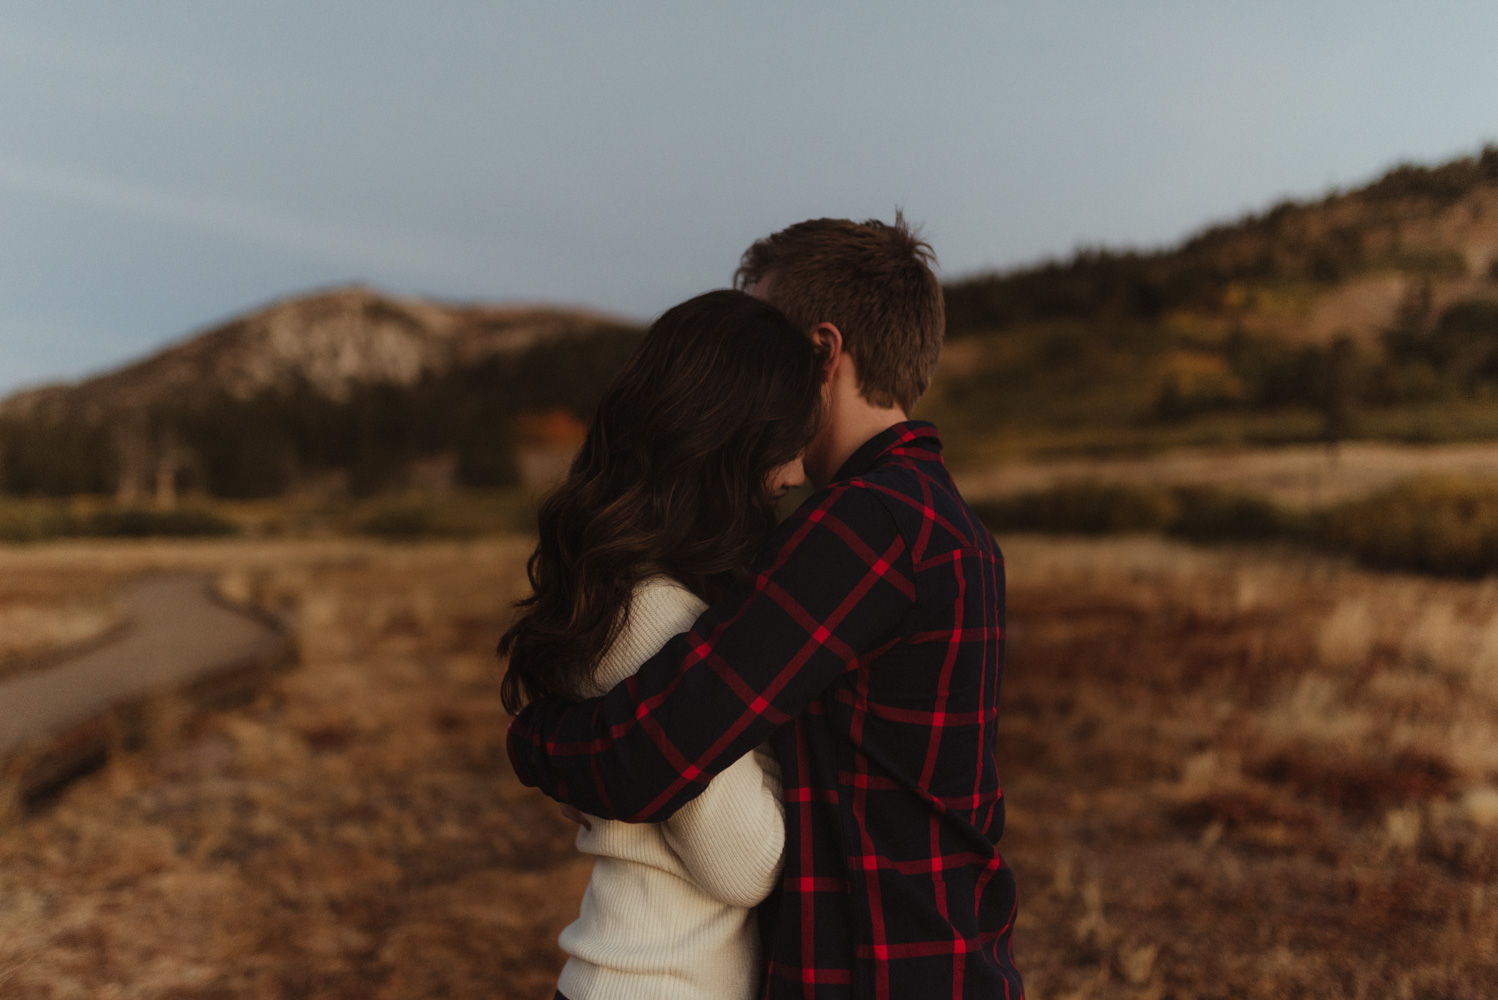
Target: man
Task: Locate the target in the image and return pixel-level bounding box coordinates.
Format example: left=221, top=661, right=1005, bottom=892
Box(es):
left=508, top=216, right=1022, bottom=999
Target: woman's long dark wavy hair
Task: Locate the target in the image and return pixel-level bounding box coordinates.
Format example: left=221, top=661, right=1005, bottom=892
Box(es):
left=498, top=289, right=824, bottom=713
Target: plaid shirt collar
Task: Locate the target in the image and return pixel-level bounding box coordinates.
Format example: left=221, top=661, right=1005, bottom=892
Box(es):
left=830, top=419, right=941, bottom=483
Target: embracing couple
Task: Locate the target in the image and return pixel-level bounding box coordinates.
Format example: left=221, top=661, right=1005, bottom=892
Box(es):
left=503, top=217, right=1022, bottom=1000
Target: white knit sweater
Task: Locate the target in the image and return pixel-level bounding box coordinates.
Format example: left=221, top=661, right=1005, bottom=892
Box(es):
left=556, top=576, right=785, bottom=1000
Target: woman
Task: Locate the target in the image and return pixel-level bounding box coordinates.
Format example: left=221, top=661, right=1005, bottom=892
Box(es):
left=499, top=289, right=824, bottom=1000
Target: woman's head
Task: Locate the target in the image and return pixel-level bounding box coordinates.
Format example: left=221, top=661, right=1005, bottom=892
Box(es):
left=499, top=289, right=823, bottom=712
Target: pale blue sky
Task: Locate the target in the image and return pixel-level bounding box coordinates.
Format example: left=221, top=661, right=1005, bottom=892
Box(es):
left=2, top=1, right=1496, bottom=394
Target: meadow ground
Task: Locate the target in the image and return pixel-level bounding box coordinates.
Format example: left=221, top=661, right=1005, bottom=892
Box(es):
left=0, top=535, right=1494, bottom=998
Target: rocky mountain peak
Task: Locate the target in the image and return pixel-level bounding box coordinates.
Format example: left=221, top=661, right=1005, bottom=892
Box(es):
left=0, top=286, right=636, bottom=420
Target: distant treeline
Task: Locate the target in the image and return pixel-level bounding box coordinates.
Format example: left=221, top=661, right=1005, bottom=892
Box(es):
left=0, top=326, right=642, bottom=500
left=944, top=146, right=1498, bottom=334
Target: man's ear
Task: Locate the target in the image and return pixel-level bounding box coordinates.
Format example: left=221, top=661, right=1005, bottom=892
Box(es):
left=808, top=323, right=843, bottom=382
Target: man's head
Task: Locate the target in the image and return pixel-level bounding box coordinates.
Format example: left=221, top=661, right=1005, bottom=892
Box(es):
left=736, top=214, right=944, bottom=485
left=734, top=213, right=944, bottom=415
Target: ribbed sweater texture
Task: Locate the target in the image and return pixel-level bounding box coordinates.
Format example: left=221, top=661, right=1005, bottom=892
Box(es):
left=555, top=576, right=785, bottom=1000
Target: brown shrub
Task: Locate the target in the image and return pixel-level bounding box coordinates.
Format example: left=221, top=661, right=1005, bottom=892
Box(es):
left=1252, top=744, right=1456, bottom=817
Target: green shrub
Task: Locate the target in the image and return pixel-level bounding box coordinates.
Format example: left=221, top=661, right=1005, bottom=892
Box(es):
left=1323, top=477, right=1498, bottom=578
left=973, top=480, right=1178, bottom=535
left=349, top=489, right=534, bottom=540
left=978, top=475, right=1498, bottom=579
left=357, top=504, right=438, bottom=540
left=1, top=503, right=237, bottom=541
left=974, top=481, right=1310, bottom=545
left=1168, top=486, right=1311, bottom=543
left=0, top=503, right=69, bottom=542
left=76, top=508, right=238, bottom=538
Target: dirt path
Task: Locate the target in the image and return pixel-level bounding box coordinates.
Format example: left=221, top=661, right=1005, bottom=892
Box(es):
left=0, top=574, right=285, bottom=758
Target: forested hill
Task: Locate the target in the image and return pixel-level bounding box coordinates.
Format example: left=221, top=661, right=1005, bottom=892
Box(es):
left=0, top=287, right=642, bottom=499
left=944, top=146, right=1498, bottom=343
left=923, top=146, right=1498, bottom=454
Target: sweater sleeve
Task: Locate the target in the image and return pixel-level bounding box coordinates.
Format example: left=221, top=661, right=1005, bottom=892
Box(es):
left=662, top=745, right=784, bottom=908
left=580, top=578, right=786, bottom=907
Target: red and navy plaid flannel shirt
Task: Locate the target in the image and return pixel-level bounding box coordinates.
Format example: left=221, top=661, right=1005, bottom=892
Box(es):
left=508, top=421, right=1022, bottom=999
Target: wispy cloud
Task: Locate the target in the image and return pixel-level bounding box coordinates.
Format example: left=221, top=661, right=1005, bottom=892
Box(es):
left=0, top=156, right=498, bottom=286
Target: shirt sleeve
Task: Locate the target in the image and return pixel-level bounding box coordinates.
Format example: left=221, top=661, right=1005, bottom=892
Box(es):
left=506, top=481, right=917, bottom=822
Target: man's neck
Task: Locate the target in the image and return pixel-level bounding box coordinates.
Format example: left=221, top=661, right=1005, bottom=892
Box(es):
left=807, top=403, right=908, bottom=488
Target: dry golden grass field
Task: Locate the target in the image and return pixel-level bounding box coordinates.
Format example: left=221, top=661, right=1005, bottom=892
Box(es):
left=1, top=535, right=1495, bottom=999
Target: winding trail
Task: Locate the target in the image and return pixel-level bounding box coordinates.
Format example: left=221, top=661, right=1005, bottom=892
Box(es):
left=0, top=575, right=288, bottom=760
